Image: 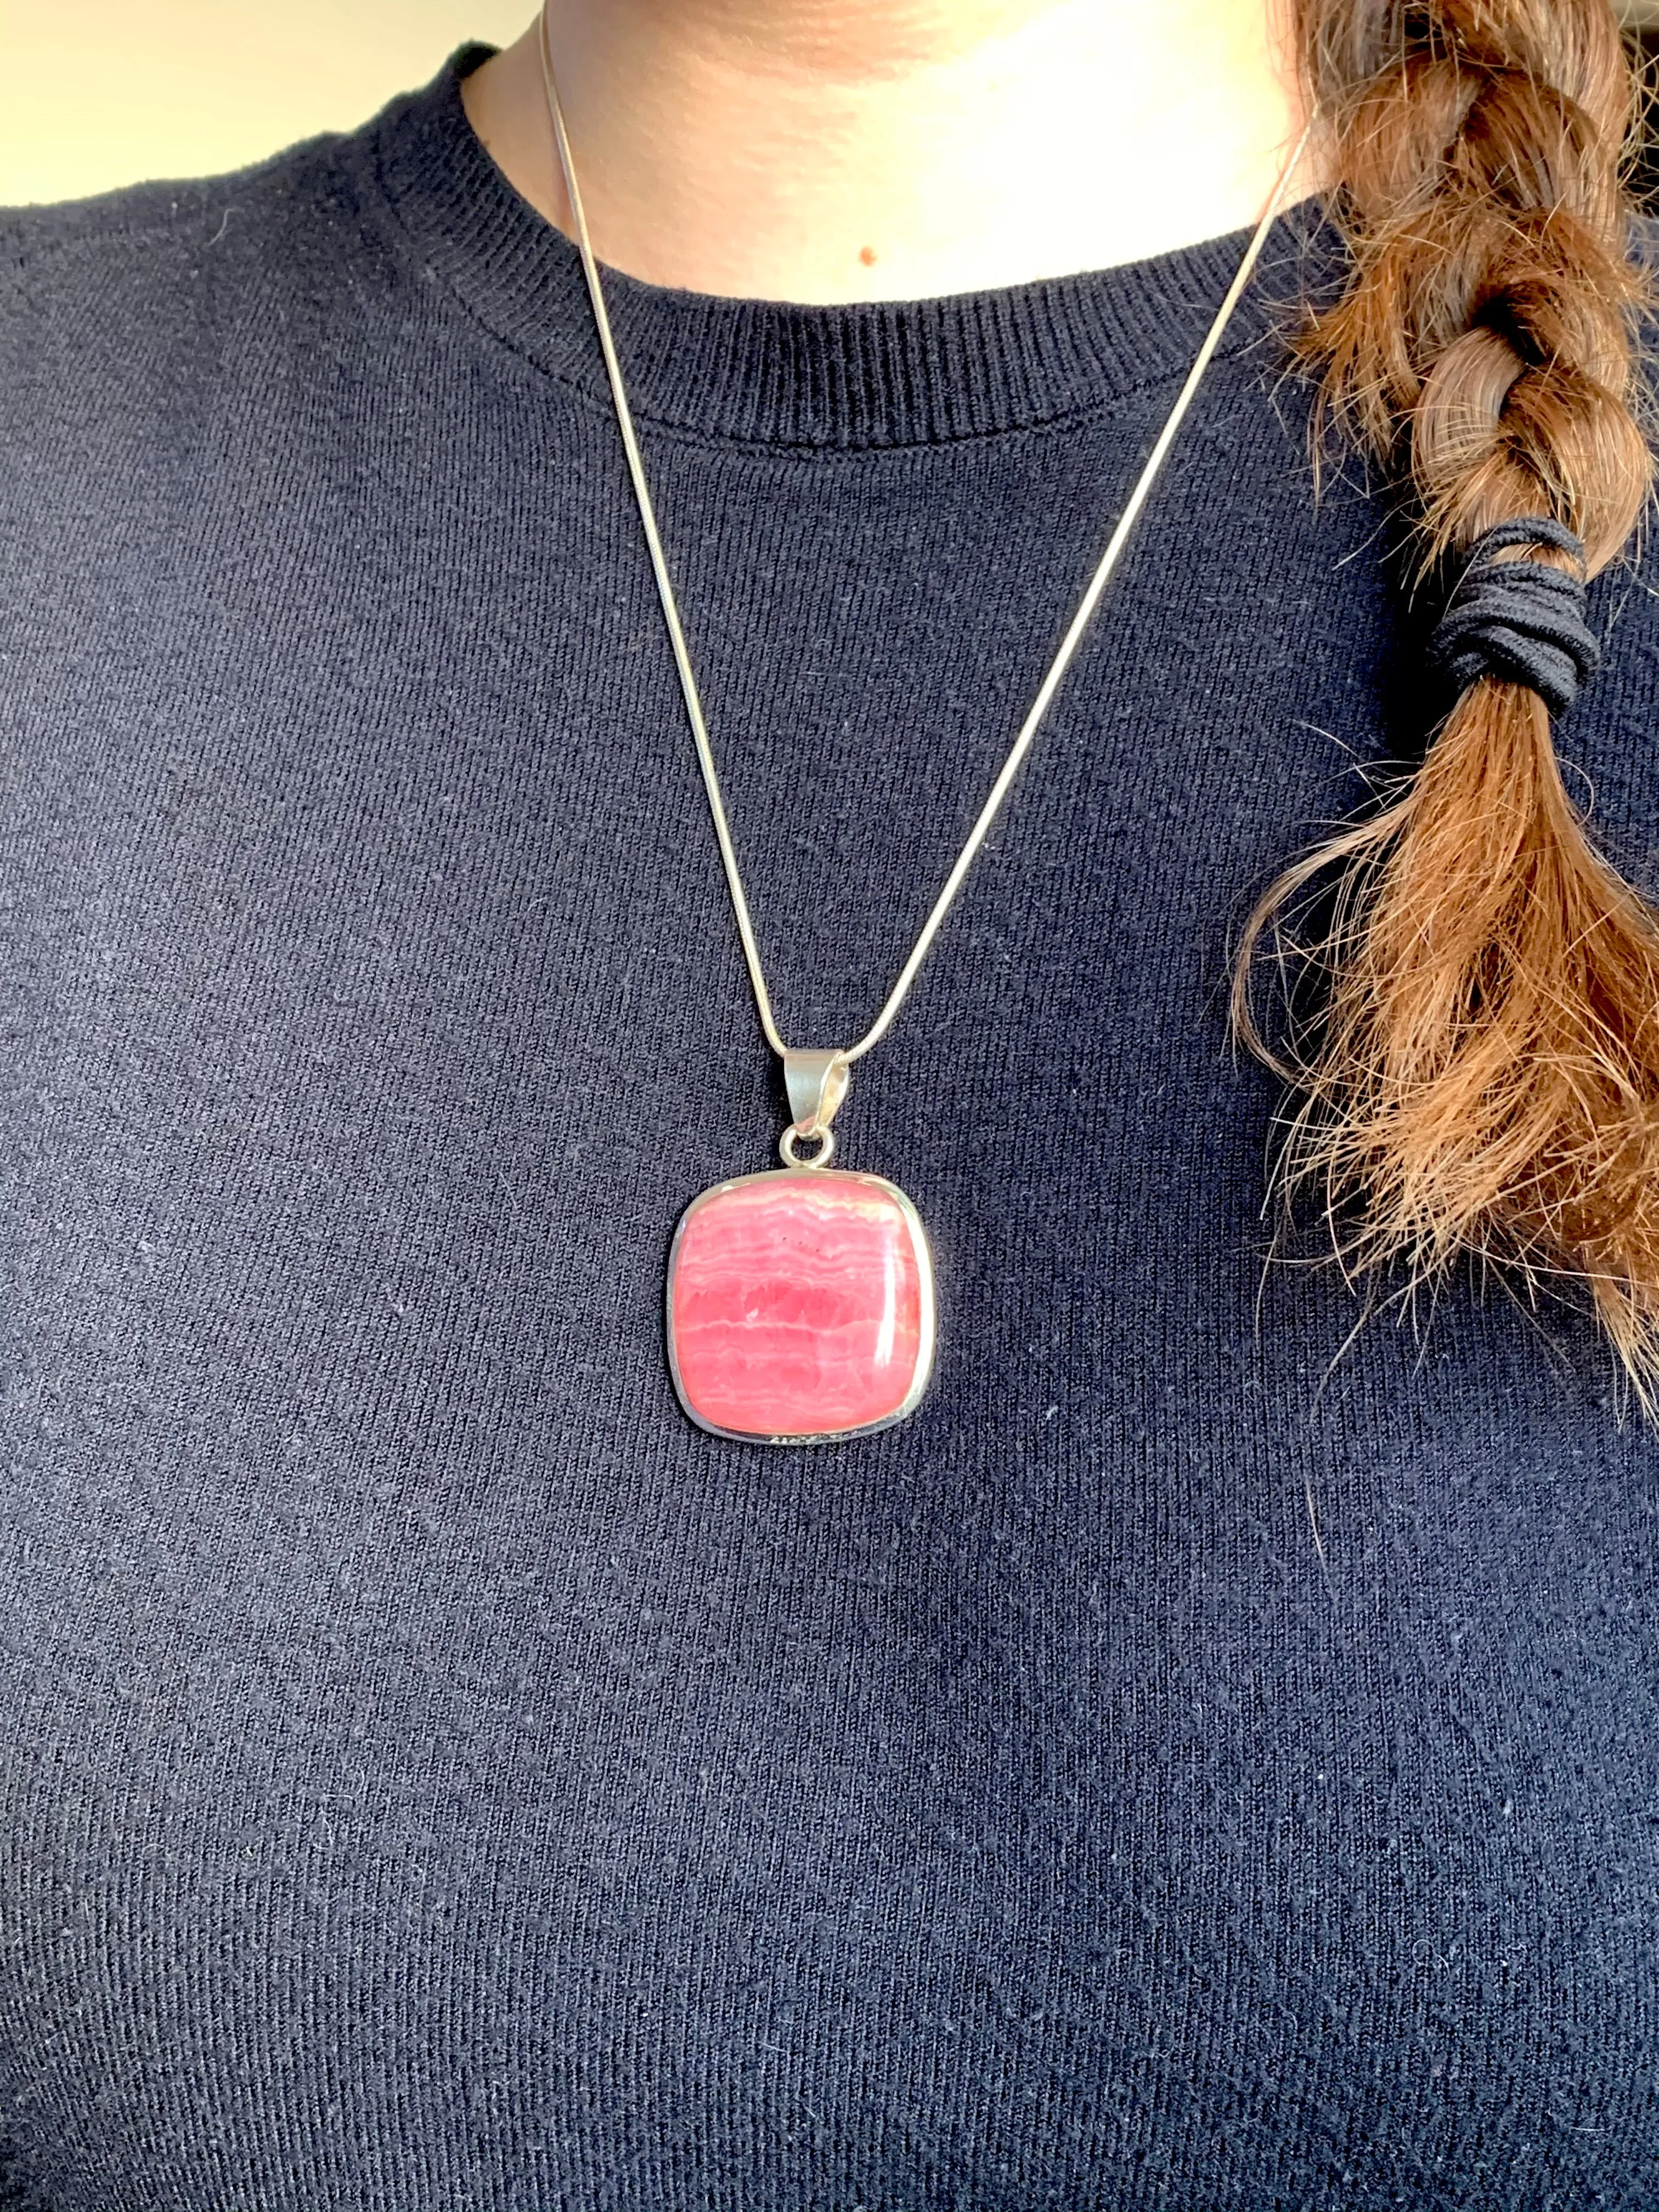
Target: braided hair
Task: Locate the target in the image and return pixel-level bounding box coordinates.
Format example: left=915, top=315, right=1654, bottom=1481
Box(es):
left=1234, top=0, right=1659, bottom=1406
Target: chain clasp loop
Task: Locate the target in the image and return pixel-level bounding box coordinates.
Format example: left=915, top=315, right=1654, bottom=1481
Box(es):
left=781, top=1048, right=851, bottom=1170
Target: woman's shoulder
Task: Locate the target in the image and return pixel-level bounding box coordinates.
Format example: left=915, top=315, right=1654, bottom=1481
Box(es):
left=0, top=107, right=409, bottom=428
left=1, top=128, right=346, bottom=261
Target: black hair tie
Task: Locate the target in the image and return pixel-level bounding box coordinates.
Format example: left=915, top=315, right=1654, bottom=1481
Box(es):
left=1428, top=516, right=1601, bottom=719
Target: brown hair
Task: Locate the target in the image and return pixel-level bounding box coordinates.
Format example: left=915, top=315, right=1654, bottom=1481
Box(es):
left=1234, top=0, right=1659, bottom=1404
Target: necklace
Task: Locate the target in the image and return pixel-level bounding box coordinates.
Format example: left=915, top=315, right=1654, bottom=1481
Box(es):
left=538, top=15, right=1316, bottom=1444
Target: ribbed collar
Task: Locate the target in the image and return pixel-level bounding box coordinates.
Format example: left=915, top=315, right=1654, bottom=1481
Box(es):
left=371, top=44, right=1342, bottom=452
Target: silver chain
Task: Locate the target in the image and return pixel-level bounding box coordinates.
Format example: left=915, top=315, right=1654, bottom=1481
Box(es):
left=538, top=9, right=1315, bottom=1087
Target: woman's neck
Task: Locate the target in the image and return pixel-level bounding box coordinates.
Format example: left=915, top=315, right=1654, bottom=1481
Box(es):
left=462, top=0, right=1312, bottom=304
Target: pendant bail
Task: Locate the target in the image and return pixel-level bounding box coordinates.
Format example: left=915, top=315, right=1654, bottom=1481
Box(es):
left=784, top=1048, right=851, bottom=1138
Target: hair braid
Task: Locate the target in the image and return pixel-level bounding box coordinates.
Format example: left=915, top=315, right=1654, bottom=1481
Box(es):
left=1234, top=0, right=1659, bottom=1402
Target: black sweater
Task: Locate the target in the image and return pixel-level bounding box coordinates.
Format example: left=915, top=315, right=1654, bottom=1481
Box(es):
left=1, top=46, right=1655, bottom=2212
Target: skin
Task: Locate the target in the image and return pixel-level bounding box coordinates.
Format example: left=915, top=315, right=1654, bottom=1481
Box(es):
left=461, top=0, right=1317, bottom=303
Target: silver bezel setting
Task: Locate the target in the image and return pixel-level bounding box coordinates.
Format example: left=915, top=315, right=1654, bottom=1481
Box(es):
left=666, top=1167, right=937, bottom=1446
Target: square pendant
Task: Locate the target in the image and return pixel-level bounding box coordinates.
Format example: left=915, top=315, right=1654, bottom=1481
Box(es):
left=667, top=1167, right=936, bottom=1444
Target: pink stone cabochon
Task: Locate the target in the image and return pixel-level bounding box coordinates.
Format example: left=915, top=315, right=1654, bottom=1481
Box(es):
left=668, top=1170, right=934, bottom=1441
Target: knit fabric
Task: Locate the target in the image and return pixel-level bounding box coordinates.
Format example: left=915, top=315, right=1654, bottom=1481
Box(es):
left=1, top=46, right=1656, bottom=2212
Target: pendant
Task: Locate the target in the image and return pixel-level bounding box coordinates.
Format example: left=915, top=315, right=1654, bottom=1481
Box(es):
left=666, top=1052, right=937, bottom=1444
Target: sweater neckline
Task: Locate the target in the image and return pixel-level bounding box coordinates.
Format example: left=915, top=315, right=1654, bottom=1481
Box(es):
left=372, top=44, right=1342, bottom=453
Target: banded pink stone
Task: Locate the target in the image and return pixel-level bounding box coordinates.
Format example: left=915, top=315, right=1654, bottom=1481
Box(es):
left=668, top=1169, right=934, bottom=1441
